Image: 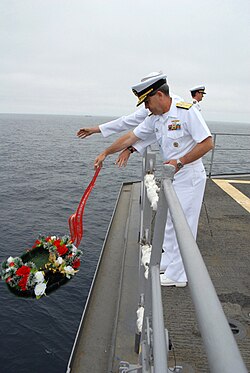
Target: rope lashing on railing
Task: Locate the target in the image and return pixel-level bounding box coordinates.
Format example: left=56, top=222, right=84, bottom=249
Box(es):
left=136, top=306, right=144, bottom=333
left=68, top=167, right=101, bottom=248
left=144, top=174, right=160, bottom=211
left=141, top=243, right=152, bottom=279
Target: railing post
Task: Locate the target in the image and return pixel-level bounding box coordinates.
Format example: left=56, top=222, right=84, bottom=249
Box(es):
left=138, top=164, right=175, bottom=372
left=151, top=265, right=168, bottom=373
left=140, top=151, right=156, bottom=244
left=150, top=165, right=175, bottom=267
left=208, top=133, right=217, bottom=177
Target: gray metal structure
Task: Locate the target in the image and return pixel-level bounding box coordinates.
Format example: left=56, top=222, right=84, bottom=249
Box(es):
left=133, top=155, right=248, bottom=373
left=67, top=137, right=249, bottom=373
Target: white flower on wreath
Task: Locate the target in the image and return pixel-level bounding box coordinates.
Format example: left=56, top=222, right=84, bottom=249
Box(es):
left=64, top=266, right=75, bottom=279
left=35, top=271, right=45, bottom=283
left=7, top=256, right=14, bottom=264
left=55, top=257, right=63, bottom=265
left=34, top=282, right=46, bottom=297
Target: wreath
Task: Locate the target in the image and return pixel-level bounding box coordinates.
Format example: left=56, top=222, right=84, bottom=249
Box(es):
left=0, top=235, right=82, bottom=299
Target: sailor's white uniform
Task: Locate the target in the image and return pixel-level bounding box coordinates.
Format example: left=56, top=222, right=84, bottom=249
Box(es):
left=99, top=95, right=183, bottom=153
left=133, top=99, right=211, bottom=282
left=192, top=99, right=201, bottom=111
left=99, top=107, right=149, bottom=137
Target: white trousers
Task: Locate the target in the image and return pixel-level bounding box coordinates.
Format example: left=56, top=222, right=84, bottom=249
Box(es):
left=161, top=162, right=206, bottom=282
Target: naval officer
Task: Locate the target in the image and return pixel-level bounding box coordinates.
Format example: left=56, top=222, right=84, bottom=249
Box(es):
left=190, top=85, right=206, bottom=111
left=77, top=72, right=183, bottom=167
left=94, top=73, right=213, bottom=287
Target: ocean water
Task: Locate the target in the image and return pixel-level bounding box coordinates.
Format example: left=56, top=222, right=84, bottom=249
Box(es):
left=0, top=114, right=249, bottom=373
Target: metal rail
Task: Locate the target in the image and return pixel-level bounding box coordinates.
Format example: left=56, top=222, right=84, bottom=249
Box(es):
left=205, top=132, right=250, bottom=177
left=162, top=165, right=247, bottom=373
left=129, top=160, right=248, bottom=373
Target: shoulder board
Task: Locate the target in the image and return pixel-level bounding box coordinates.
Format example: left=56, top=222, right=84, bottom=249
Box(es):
left=176, top=102, right=193, bottom=110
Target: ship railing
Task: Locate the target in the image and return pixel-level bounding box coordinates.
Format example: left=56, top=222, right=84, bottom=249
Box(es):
left=204, top=132, right=250, bottom=177
left=129, top=152, right=247, bottom=373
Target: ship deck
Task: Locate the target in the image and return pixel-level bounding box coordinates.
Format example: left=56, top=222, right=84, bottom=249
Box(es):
left=67, top=177, right=250, bottom=373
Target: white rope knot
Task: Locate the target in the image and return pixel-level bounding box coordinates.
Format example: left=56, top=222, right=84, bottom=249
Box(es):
left=144, top=174, right=160, bottom=211
left=141, top=244, right=152, bottom=279
left=136, top=306, right=144, bottom=333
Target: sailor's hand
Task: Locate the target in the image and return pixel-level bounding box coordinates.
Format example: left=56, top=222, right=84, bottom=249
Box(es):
left=164, top=159, right=178, bottom=173
left=115, top=149, right=131, bottom=168
left=94, top=153, right=106, bottom=169
left=77, top=126, right=100, bottom=139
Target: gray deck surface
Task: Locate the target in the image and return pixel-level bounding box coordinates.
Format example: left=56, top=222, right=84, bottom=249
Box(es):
left=68, top=177, right=249, bottom=373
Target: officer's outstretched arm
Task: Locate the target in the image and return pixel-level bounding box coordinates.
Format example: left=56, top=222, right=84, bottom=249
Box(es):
left=94, top=131, right=139, bottom=169
left=77, top=126, right=101, bottom=138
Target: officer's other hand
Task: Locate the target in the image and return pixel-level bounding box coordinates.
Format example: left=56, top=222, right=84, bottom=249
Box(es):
left=77, top=126, right=99, bottom=139
left=115, top=149, right=131, bottom=168
left=94, top=153, right=106, bottom=169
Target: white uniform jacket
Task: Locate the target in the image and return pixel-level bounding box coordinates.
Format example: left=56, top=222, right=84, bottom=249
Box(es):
left=192, top=99, right=201, bottom=111
left=99, top=95, right=183, bottom=154
left=133, top=100, right=211, bottom=162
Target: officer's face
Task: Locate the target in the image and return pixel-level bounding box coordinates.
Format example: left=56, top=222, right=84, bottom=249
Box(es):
left=197, top=92, right=204, bottom=102
left=144, top=93, right=163, bottom=115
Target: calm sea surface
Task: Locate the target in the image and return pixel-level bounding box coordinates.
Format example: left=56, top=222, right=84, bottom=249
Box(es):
left=0, top=114, right=249, bottom=373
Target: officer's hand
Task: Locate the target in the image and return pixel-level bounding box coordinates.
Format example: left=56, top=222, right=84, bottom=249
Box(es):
left=94, top=153, right=106, bottom=169
left=115, top=149, right=131, bottom=168
left=77, top=126, right=100, bottom=139
left=164, top=160, right=178, bottom=173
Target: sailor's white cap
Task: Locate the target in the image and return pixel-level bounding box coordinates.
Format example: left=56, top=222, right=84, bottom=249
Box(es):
left=132, top=73, right=167, bottom=106
left=190, top=85, right=206, bottom=94
left=140, top=71, right=163, bottom=82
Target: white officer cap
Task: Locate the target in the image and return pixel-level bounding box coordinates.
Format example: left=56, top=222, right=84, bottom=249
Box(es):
left=132, top=73, right=167, bottom=106
left=190, top=85, right=206, bottom=94
left=141, top=71, right=163, bottom=82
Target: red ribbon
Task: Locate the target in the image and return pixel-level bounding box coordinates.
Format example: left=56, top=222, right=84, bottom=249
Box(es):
left=68, top=167, right=101, bottom=247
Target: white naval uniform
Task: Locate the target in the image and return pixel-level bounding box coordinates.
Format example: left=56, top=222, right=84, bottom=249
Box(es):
left=192, top=99, right=201, bottom=111
left=99, top=95, right=183, bottom=154
left=133, top=100, right=211, bottom=282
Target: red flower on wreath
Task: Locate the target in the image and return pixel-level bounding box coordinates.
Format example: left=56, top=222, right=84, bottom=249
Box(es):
left=16, top=265, right=31, bottom=277
left=9, top=262, right=15, bottom=267
left=32, top=239, right=41, bottom=248
left=57, top=244, right=68, bottom=256
left=72, top=258, right=81, bottom=269
left=18, top=276, right=28, bottom=291
left=53, top=239, right=61, bottom=247
left=53, top=239, right=68, bottom=256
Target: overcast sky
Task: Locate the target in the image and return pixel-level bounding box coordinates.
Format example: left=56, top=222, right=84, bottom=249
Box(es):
left=1, top=0, right=250, bottom=123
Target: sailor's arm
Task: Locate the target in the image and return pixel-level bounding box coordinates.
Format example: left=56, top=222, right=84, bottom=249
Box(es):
left=77, top=108, right=148, bottom=139
left=94, top=131, right=139, bottom=169
left=99, top=108, right=148, bottom=137
left=165, top=136, right=214, bottom=172
left=77, top=126, right=100, bottom=138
